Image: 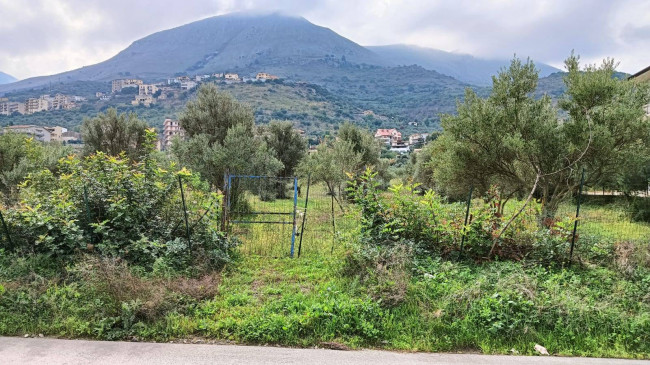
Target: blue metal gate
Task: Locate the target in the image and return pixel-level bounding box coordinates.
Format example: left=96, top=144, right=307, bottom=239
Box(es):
left=224, top=174, right=299, bottom=257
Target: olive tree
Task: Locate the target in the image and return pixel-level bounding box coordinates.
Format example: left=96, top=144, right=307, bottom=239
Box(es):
left=81, top=108, right=149, bottom=160
left=172, top=85, right=282, bottom=194
left=427, top=54, right=650, bottom=218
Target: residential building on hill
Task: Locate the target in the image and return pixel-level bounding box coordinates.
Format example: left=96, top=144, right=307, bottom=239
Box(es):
left=132, top=95, right=155, bottom=106
left=3, top=125, right=52, bottom=142
left=112, top=79, right=143, bottom=93
left=0, top=100, right=25, bottom=115
left=139, top=84, right=159, bottom=95
left=162, top=119, right=184, bottom=150
left=180, top=80, right=197, bottom=90
left=44, top=126, right=67, bottom=141
left=51, top=94, right=75, bottom=110
left=225, top=73, right=240, bottom=81
left=24, top=97, right=49, bottom=114
left=256, top=72, right=279, bottom=80
left=408, top=133, right=429, bottom=149
left=61, top=131, right=82, bottom=144
left=390, top=140, right=409, bottom=154
left=374, top=128, right=402, bottom=145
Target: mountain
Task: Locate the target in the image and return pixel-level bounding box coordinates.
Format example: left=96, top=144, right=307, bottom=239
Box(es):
left=0, top=72, right=17, bottom=85
left=0, top=12, right=387, bottom=93
left=368, top=44, right=560, bottom=86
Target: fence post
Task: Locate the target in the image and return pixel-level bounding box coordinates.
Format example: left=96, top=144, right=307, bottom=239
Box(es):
left=298, top=174, right=311, bottom=258
left=569, top=168, right=585, bottom=264
left=330, top=191, right=337, bottom=254
left=458, top=185, right=474, bottom=259
left=83, top=185, right=93, bottom=245
left=178, top=175, right=192, bottom=253
left=0, top=210, right=13, bottom=249
left=221, top=171, right=229, bottom=233
left=290, top=177, right=298, bottom=258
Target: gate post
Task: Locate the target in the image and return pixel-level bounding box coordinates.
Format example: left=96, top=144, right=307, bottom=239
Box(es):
left=290, top=177, right=298, bottom=257
left=569, top=168, right=585, bottom=265
left=298, top=174, right=311, bottom=257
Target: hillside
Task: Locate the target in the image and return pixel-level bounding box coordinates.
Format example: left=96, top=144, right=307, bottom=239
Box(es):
left=0, top=75, right=474, bottom=137
left=0, top=12, right=386, bottom=93
left=368, top=44, right=560, bottom=86
left=0, top=72, right=16, bottom=85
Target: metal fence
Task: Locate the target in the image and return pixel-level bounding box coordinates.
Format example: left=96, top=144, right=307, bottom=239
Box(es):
left=557, top=194, right=650, bottom=245
left=223, top=175, right=357, bottom=257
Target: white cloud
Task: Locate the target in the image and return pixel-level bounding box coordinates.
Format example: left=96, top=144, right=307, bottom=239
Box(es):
left=0, top=0, right=648, bottom=79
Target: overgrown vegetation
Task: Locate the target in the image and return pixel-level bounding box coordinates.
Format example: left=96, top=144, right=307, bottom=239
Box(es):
left=0, top=53, right=649, bottom=359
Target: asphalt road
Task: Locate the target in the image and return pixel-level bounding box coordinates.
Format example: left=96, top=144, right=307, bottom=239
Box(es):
left=0, top=337, right=648, bottom=365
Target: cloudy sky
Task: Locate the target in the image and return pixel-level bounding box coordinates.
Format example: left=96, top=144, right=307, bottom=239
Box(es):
left=1, top=0, right=649, bottom=80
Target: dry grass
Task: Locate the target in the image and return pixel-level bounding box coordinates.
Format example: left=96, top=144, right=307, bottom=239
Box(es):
left=77, top=257, right=220, bottom=320
left=614, top=241, right=650, bottom=275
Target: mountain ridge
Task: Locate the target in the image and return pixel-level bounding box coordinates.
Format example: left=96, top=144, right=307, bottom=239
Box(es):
left=0, top=12, right=388, bottom=93
left=368, top=44, right=560, bottom=86
left=0, top=72, right=17, bottom=85
left=0, top=12, right=564, bottom=94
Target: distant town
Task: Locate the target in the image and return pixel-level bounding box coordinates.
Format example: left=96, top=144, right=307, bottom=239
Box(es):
left=2, top=118, right=428, bottom=156
left=1, top=71, right=432, bottom=154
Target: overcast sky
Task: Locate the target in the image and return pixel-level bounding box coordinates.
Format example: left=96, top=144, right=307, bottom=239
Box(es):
left=1, top=0, right=649, bottom=80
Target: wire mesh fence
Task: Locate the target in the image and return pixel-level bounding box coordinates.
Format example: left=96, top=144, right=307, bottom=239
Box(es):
left=557, top=193, right=650, bottom=245
left=224, top=175, right=357, bottom=257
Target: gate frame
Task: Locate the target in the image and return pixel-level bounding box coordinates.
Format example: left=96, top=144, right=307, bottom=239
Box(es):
left=223, top=174, right=299, bottom=257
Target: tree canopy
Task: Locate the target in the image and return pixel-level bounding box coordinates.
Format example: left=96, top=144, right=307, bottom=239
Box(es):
left=81, top=108, right=149, bottom=160
left=173, top=85, right=282, bottom=191
left=422, top=54, right=650, bottom=217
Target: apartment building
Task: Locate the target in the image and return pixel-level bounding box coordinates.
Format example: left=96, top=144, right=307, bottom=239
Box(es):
left=0, top=100, right=26, bottom=115
left=112, top=79, right=143, bottom=93
left=139, top=84, right=159, bottom=95
left=3, top=125, right=52, bottom=142
left=51, top=93, right=74, bottom=110
left=44, top=126, right=68, bottom=141
left=180, top=80, right=197, bottom=90
left=162, top=119, right=184, bottom=150
left=132, top=95, right=155, bottom=106
left=24, top=97, right=49, bottom=114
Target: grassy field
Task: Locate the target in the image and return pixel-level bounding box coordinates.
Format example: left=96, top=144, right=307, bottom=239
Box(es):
left=229, top=183, right=358, bottom=257
left=557, top=201, right=650, bottom=243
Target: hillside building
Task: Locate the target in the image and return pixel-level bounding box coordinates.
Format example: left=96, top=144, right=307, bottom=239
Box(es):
left=225, top=73, right=240, bottom=81
left=61, top=131, right=82, bottom=144
left=51, top=93, right=75, bottom=110
left=162, top=119, right=184, bottom=150
left=112, top=79, right=143, bottom=93
left=374, top=128, right=402, bottom=145
left=0, top=100, right=25, bottom=115
left=44, top=126, right=68, bottom=141
left=256, top=72, right=278, bottom=81
left=3, top=125, right=52, bottom=142
left=139, top=84, right=159, bottom=95
left=132, top=95, right=155, bottom=106
left=408, top=133, right=429, bottom=149
left=24, top=97, right=49, bottom=114
left=390, top=140, right=410, bottom=154
left=180, top=80, right=197, bottom=90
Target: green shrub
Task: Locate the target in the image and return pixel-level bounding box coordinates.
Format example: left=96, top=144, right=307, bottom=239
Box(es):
left=347, top=168, right=548, bottom=262
left=1, top=150, right=236, bottom=271
left=630, top=197, right=650, bottom=223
